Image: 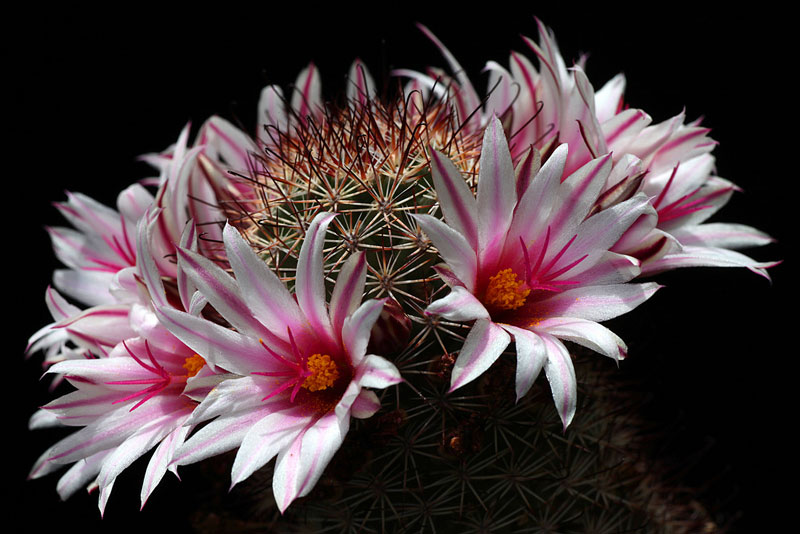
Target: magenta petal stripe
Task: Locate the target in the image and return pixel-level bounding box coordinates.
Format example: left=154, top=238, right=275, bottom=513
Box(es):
left=540, top=334, right=577, bottom=430
left=412, top=214, right=477, bottom=291
left=295, top=212, right=336, bottom=341
left=341, top=299, right=386, bottom=368
left=449, top=319, right=511, bottom=392
left=500, top=325, right=547, bottom=401
left=425, top=286, right=490, bottom=322
left=329, top=251, right=367, bottom=337
left=477, top=116, right=517, bottom=268
left=430, top=149, right=479, bottom=249
left=223, top=223, right=305, bottom=338
left=176, top=247, right=270, bottom=339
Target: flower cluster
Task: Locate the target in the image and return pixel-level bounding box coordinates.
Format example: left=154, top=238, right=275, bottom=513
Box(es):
left=25, top=19, right=775, bottom=520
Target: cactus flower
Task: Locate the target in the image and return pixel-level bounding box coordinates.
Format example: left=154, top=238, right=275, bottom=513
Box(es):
left=415, top=116, right=659, bottom=429
left=156, top=212, right=402, bottom=512
left=400, top=20, right=776, bottom=278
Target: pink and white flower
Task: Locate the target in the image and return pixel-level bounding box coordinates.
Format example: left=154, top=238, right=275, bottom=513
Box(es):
left=399, top=20, right=776, bottom=278
left=28, top=212, right=216, bottom=514
left=156, top=212, right=402, bottom=512
left=414, top=116, right=659, bottom=428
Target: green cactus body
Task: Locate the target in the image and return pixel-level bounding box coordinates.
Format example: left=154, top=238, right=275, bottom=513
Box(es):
left=179, top=95, right=721, bottom=533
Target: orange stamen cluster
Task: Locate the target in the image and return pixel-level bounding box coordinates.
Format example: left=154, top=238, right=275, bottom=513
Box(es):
left=182, top=354, right=206, bottom=377
left=302, top=354, right=340, bottom=392
left=484, top=269, right=530, bottom=311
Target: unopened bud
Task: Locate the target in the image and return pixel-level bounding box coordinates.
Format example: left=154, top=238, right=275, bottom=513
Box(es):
left=367, top=298, right=412, bottom=356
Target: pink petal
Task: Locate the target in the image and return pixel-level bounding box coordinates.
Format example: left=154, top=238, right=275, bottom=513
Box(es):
left=231, top=407, right=309, bottom=488
left=670, top=222, right=775, bottom=250
left=96, top=408, right=188, bottom=515
left=291, top=62, right=322, bottom=125
left=643, top=245, right=778, bottom=280
left=536, top=317, right=627, bottom=361
left=258, top=85, right=288, bottom=137
left=449, top=319, right=511, bottom=392
left=483, top=60, right=515, bottom=119
left=156, top=307, right=283, bottom=376
left=539, top=282, right=661, bottom=322
left=55, top=450, right=108, bottom=501
left=412, top=214, right=477, bottom=291
left=347, top=58, right=377, bottom=106
left=425, top=286, right=490, bottom=322
left=593, top=73, right=626, bottom=124
left=477, top=116, right=517, bottom=271
left=341, top=298, right=386, bottom=367
left=172, top=406, right=268, bottom=467
left=329, top=251, right=367, bottom=337
left=355, top=354, right=403, bottom=390
left=53, top=269, right=115, bottom=307
left=500, top=325, right=546, bottom=401
left=295, top=213, right=336, bottom=340
left=200, top=116, right=257, bottom=171
left=223, top=223, right=305, bottom=339
left=430, top=149, right=479, bottom=250
left=547, top=153, right=613, bottom=248
left=504, top=144, right=568, bottom=260
left=176, top=246, right=272, bottom=339
left=141, top=422, right=192, bottom=509
left=272, top=412, right=347, bottom=513
left=47, top=395, right=185, bottom=466
left=350, top=389, right=381, bottom=419
left=562, top=193, right=651, bottom=278
left=540, top=334, right=577, bottom=430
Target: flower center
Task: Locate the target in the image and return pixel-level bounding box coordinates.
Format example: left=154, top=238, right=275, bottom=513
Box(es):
left=182, top=354, right=206, bottom=377
left=301, top=353, right=340, bottom=392
left=484, top=268, right=530, bottom=311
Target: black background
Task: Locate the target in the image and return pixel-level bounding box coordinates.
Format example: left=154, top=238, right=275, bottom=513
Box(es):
left=10, top=4, right=793, bottom=532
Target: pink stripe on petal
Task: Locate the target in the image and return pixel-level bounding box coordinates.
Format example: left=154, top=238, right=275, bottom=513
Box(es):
left=477, top=116, right=517, bottom=267
left=449, top=319, right=511, bottom=392
left=177, top=247, right=267, bottom=338
left=223, top=223, right=305, bottom=339
left=295, top=213, right=336, bottom=340
left=541, top=334, right=576, bottom=430
left=412, top=214, right=477, bottom=291
left=342, top=299, right=386, bottom=366
left=329, top=251, right=367, bottom=337
left=430, top=150, right=479, bottom=249
left=357, top=354, right=402, bottom=390
left=425, top=286, right=489, bottom=322
left=172, top=408, right=266, bottom=467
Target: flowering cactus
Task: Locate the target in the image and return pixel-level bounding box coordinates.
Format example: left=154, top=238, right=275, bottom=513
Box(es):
left=22, top=14, right=778, bottom=533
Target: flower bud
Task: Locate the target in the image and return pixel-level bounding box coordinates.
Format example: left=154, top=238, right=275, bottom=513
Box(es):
left=367, top=298, right=412, bottom=356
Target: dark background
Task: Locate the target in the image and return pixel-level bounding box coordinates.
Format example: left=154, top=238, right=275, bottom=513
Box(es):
left=10, top=5, right=792, bottom=532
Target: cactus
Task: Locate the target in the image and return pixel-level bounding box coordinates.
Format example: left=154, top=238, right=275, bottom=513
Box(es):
left=26, top=16, right=775, bottom=532
left=175, top=94, right=724, bottom=533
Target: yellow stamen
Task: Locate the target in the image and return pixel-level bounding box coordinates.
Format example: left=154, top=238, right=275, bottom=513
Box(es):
left=182, top=354, right=206, bottom=377
left=302, top=354, right=340, bottom=392
left=484, top=268, right=530, bottom=311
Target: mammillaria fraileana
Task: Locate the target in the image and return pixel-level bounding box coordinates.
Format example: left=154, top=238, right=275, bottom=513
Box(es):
left=21, top=14, right=779, bottom=532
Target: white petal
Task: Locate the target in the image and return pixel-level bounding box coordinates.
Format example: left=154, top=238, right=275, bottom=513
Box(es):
left=412, top=214, right=477, bottom=291
left=450, top=319, right=511, bottom=392
left=272, top=412, right=347, bottom=512
left=223, top=223, right=305, bottom=338
left=541, top=334, right=577, bottom=430
left=425, top=286, right=489, bottom=322
left=231, top=407, right=309, bottom=488
left=536, top=317, right=627, bottom=361
left=500, top=325, right=546, bottom=401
